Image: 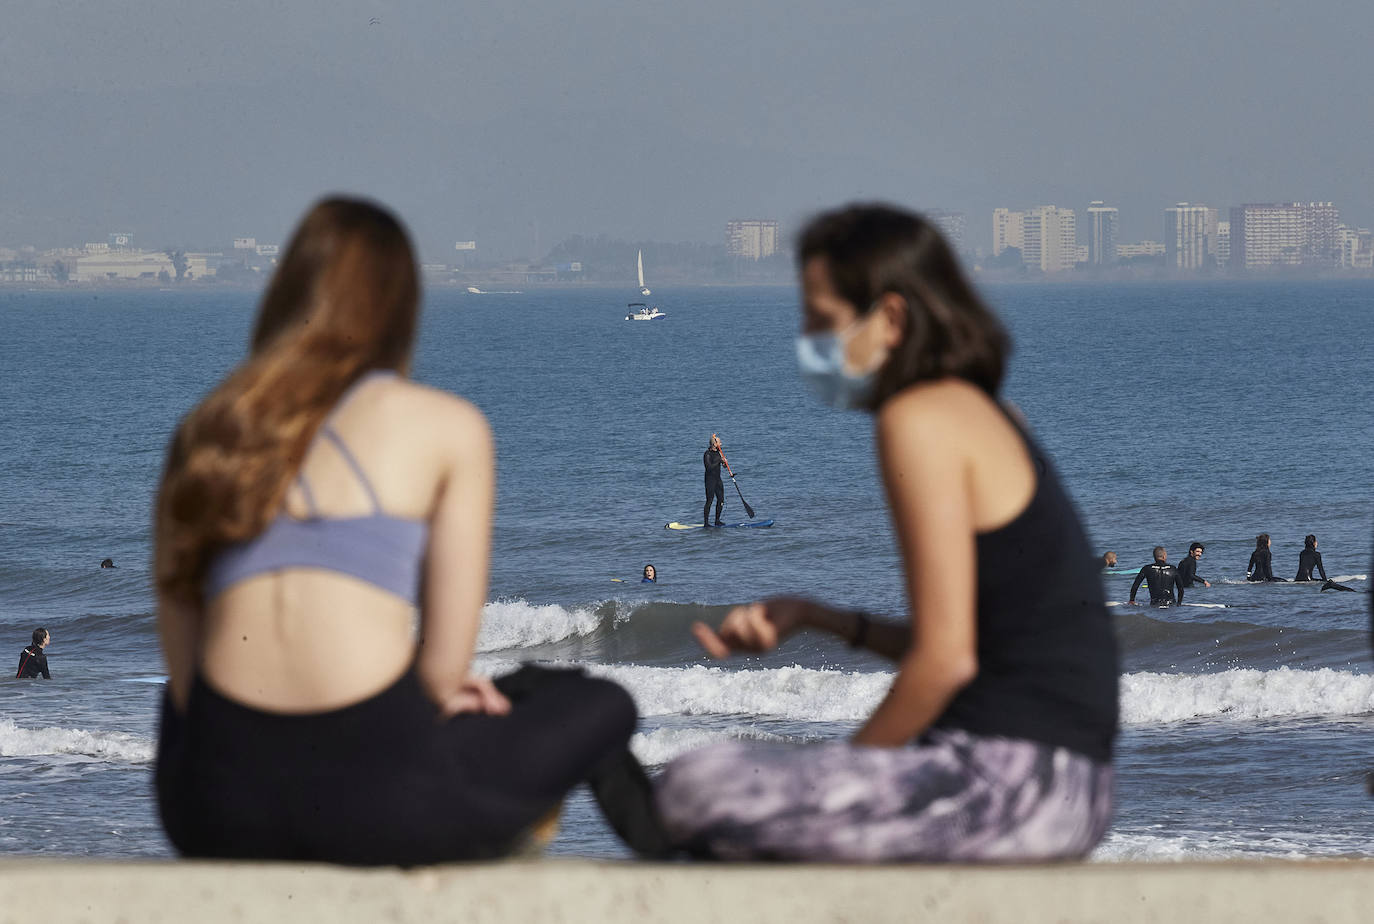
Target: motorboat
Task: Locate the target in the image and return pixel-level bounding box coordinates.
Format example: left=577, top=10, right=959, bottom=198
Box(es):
left=625, top=302, right=666, bottom=321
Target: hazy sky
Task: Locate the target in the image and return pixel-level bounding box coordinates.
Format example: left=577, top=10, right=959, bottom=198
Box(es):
left=4, top=0, right=1371, bottom=258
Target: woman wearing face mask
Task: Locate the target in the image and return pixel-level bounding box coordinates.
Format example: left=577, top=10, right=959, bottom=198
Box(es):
left=653, top=204, right=1118, bottom=862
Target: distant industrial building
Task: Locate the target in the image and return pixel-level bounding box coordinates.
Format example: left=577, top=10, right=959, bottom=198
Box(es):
left=1086, top=201, right=1119, bottom=266
left=726, top=220, right=781, bottom=261
left=1163, top=203, right=1219, bottom=270
left=75, top=250, right=215, bottom=281
left=1228, top=202, right=1340, bottom=269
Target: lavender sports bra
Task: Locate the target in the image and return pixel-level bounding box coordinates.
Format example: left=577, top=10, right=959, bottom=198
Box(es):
left=203, top=372, right=429, bottom=605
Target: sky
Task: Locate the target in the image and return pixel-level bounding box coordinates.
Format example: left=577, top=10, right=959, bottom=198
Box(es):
left=3, top=0, right=1371, bottom=259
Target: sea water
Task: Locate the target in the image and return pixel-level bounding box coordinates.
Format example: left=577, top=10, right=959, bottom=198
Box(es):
left=1, top=281, right=1371, bottom=860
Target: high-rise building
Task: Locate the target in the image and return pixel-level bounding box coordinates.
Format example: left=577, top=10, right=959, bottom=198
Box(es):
left=1216, top=221, right=1231, bottom=269
left=1021, top=206, right=1077, bottom=273
left=1086, top=201, right=1119, bottom=265
left=1163, top=203, right=1219, bottom=270
left=925, top=209, right=966, bottom=253
left=1336, top=225, right=1373, bottom=269
left=1229, top=202, right=1341, bottom=269
left=992, top=208, right=1024, bottom=256
left=1116, top=241, right=1165, bottom=259
left=726, top=220, right=781, bottom=261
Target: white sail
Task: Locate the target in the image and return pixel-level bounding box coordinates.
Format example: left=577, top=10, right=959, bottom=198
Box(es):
left=637, top=249, right=651, bottom=296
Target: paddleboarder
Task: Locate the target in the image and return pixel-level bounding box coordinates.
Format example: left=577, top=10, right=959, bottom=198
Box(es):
left=704, top=434, right=727, bottom=527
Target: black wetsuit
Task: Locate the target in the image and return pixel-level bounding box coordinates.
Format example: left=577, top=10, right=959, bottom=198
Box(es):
left=1130, top=560, right=1185, bottom=606
left=16, top=645, right=50, bottom=679
left=703, top=447, right=725, bottom=525
left=1294, top=549, right=1327, bottom=582
left=1247, top=548, right=1284, bottom=582
left=1176, top=555, right=1207, bottom=588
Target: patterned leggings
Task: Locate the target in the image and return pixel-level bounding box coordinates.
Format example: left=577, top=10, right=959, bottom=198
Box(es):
left=654, top=729, right=1114, bottom=862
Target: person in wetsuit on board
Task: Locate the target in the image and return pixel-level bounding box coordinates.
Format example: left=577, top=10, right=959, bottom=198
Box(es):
left=703, top=434, right=727, bottom=527
left=16, top=628, right=51, bottom=679
left=1296, top=534, right=1357, bottom=591
left=1247, top=533, right=1285, bottom=582
left=1128, top=547, right=1186, bottom=607
left=1177, top=542, right=1211, bottom=588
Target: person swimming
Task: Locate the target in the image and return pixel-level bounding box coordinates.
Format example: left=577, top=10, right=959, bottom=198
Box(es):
left=642, top=564, right=657, bottom=583
left=1101, top=551, right=1117, bottom=570
left=16, top=628, right=51, bottom=679
left=100, top=558, right=116, bottom=569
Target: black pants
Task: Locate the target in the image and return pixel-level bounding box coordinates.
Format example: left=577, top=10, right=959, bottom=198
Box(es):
left=704, top=478, right=724, bottom=525
left=156, top=664, right=668, bottom=865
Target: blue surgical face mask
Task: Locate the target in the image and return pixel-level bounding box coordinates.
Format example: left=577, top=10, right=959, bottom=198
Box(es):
left=796, top=315, right=886, bottom=410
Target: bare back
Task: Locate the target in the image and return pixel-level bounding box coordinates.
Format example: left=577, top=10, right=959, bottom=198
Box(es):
left=165, top=375, right=495, bottom=714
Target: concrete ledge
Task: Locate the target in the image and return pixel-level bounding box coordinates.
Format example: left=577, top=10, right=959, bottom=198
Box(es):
left=3, top=858, right=1373, bottom=923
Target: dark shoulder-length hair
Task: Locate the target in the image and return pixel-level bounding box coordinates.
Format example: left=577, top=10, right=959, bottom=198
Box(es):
left=155, top=197, right=420, bottom=602
left=797, top=203, right=1009, bottom=410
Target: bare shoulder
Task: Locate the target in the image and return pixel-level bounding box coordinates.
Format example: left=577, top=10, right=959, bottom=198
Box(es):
left=376, top=378, right=492, bottom=453
left=876, top=379, right=999, bottom=445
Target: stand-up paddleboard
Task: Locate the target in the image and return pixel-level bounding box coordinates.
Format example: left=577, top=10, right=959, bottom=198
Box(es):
left=666, top=520, right=774, bottom=531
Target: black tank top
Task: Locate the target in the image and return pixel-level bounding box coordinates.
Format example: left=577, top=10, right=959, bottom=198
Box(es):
left=930, top=415, right=1119, bottom=763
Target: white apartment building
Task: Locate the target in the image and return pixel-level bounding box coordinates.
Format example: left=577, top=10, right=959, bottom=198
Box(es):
left=1021, top=206, right=1077, bottom=273
left=726, top=220, right=781, bottom=260
left=1229, top=202, right=1341, bottom=269
left=1163, top=203, right=1219, bottom=270
left=75, top=251, right=215, bottom=281
left=992, top=208, right=1024, bottom=256
left=1086, top=201, right=1119, bottom=265
left=1116, top=241, right=1165, bottom=259
left=1336, top=225, right=1373, bottom=269
left=1216, top=221, right=1230, bottom=268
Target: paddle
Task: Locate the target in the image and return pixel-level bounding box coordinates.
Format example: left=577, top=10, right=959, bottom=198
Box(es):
left=721, top=457, right=755, bottom=519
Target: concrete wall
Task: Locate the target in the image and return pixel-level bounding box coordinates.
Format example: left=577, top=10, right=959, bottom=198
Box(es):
left=2, top=859, right=1372, bottom=923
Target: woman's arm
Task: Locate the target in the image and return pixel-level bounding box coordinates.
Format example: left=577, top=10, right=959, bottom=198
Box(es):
left=416, top=399, right=500, bottom=716
left=693, top=598, right=910, bottom=663
left=852, top=389, right=979, bottom=746
left=1316, top=550, right=1328, bottom=581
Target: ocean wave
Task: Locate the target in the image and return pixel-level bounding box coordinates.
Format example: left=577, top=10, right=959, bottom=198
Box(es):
left=1092, top=829, right=1374, bottom=861
left=476, top=599, right=608, bottom=652
left=1121, top=667, right=1374, bottom=723
left=0, top=720, right=154, bottom=764
left=562, top=663, right=1374, bottom=726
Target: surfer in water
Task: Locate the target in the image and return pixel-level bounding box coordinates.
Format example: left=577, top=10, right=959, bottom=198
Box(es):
left=100, top=558, right=116, bottom=569
left=1177, top=542, right=1210, bottom=588
left=1296, top=534, right=1357, bottom=591
left=1127, top=547, right=1186, bottom=607
left=656, top=204, right=1116, bottom=863
left=1247, top=533, right=1285, bottom=582
left=1101, top=551, right=1117, bottom=570
left=642, top=564, right=657, bottom=583
left=703, top=434, right=727, bottom=527
left=16, top=628, right=51, bottom=679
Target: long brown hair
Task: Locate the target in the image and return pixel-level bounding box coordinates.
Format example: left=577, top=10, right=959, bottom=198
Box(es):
left=798, top=204, right=1009, bottom=409
left=155, top=197, right=420, bottom=601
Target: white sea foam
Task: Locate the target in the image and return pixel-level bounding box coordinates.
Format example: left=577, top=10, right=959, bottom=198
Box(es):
left=1121, top=667, right=1374, bottom=723
left=553, top=663, right=1374, bottom=727
left=475, top=599, right=606, bottom=652
left=0, top=720, right=154, bottom=764
left=631, top=726, right=794, bottom=766
left=1092, top=829, right=1374, bottom=861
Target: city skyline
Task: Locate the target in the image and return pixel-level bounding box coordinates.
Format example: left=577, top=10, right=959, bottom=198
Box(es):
left=4, top=2, right=1374, bottom=261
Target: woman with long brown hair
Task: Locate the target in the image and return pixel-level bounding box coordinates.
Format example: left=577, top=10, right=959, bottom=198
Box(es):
left=154, top=197, right=663, bottom=864
left=654, top=204, right=1118, bottom=862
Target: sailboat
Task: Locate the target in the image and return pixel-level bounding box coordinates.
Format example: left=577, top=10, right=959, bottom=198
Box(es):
left=637, top=249, right=651, bottom=296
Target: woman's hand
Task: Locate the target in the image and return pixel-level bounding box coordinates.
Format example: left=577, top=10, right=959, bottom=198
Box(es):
left=437, top=675, right=511, bottom=718
left=692, top=597, right=816, bottom=658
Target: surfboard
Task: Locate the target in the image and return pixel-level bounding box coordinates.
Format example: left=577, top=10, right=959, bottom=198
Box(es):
left=665, top=519, right=774, bottom=530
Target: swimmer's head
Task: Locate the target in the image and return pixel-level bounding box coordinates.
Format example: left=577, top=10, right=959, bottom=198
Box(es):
left=643, top=564, right=656, bottom=582
left=1304, top=534, right=1317, bottom=550
left=32, top=627, right=49, bottom=648
left=1153, top=546, right=1167, bottom=562
left=1188, top=542, right=1204, bottom=558
left=100, top=558, right=115, bottom=569
left=1102, top=552, right=1117, bottom=568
